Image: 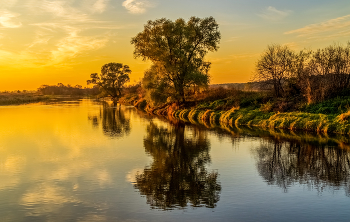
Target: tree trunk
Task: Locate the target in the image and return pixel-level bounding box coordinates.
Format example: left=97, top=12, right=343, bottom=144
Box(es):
left=175, top=82, right=186, bottom=103
left=180, top=87, right=185, bottom=103
left=112, top=97, right=119, bottom=106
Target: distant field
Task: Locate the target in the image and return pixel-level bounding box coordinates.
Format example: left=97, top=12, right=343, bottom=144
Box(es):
left=0, top=92, right=50, bottom=106
left=210, top=82, right=265, bottom=91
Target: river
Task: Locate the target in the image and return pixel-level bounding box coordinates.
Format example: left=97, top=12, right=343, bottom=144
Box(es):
left=0, top=99, right=350, bottom=221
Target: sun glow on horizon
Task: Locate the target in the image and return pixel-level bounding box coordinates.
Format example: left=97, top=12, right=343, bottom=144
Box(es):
left=0, top=0, right=349, bottom=90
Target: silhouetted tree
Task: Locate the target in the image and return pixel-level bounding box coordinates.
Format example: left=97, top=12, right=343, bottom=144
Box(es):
left=301, top=43, right=350, bottom=103
left=254, top=44, right=295, bottom=98
left=87, top=63, right=131, bottom=103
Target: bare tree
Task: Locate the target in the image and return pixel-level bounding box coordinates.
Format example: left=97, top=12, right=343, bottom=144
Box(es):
left=301, top=43, right=350, bottom=103
left=254, top=44, right=295, bottom=98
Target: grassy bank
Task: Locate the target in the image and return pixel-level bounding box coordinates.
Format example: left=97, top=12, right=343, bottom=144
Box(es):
left=169, top=107, right=350, bottom=134
left=175, top=116, right=350, bottom=149
left=0, top=93, right=51, bottom=106
left=119, top=88, right=350, bottom=135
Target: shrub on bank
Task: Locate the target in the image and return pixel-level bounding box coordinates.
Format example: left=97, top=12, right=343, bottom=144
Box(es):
left=303, top=96, right=350, bottom=115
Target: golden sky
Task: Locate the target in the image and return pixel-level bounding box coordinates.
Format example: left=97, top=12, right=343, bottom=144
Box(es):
left=0, top=0, right=350, bottom=90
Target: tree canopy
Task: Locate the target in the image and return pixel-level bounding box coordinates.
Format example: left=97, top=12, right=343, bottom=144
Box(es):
left=131, top=16, right=220, bottom=103
left=87, top=63, right=131, bottom=102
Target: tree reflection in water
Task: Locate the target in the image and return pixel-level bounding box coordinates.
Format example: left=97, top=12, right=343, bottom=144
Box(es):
left=134, top=120, right=221, bottom=210
left=253, top=139, right=350, bottom=194
left=88, top=102, right=131, bottom=138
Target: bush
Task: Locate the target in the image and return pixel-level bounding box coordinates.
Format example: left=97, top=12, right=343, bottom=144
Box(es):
left=260, top=101, right=273, bottom=112
left=303, top=96, right=350, bottom=115
left=193, top=88, right=268, bottom=111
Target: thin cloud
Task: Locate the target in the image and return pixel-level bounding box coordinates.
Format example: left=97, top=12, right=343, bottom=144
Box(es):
left=0, top=0, right=125, bottom=69
left=258, top=6, right=292, bottom=21
left=285, top=14, right=350, bottom=39
left=0, top=49, right=44, bottom=68
left=0, top=10, right=22, bottom=28
left=226, top=36, right=239, bottom=42
left=122, top=0, right=153, bottom=14
left=92, top=0, right=109, bottom=13
left=0, top=30, right=109, bottom=69
left=6, top=0, right=116, bottom=67
left=0, top=0, right=18, bottom=8
left=27, top=31, right=52, bottom=48
left=282, top=42, right=300, bottom=50
left=27, top=25, right=110, bottom=67
left=49, top=28, right=109, bottom=66
left=39, top=0, right=90, bottom=22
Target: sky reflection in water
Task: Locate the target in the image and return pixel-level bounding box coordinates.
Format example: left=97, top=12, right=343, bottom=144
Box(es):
left=0, top=99, right=350, bottom=221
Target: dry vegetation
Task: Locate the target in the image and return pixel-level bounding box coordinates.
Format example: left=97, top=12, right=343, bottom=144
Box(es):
left=0, top=92, right=50, bottom=105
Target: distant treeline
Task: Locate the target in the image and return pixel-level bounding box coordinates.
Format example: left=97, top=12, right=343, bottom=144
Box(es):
left=254, top=43, right=350, bottom=104
left=38, top=83, right=99, bottom=96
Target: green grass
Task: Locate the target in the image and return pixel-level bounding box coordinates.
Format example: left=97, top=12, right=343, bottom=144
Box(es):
left=123, top=88, right=350, bottom=135
left=173, top=106, right=350, bottom=135
left=303, top=96, right=350, bottom=115
left=195, top=93, right=265, bottom=111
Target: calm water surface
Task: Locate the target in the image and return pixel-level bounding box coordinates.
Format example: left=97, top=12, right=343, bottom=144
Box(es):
left=1, top=99, right=350, bottom=221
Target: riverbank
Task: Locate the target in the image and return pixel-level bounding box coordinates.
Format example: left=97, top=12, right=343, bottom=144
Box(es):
left=170, top=107, right=350, bottom=135
left=0, top=93, right=51, bottom=106
left=165, top=114, right=350, bottom=149
left=119, top=91, right=350, bottom=135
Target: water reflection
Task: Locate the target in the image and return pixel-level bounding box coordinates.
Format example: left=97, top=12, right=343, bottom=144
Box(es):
left=134, top=120, right=221, bottom=210
left=187, top=118, right=350, bottom=197
left=252, top=137, right=350, bottom=194
left=3, top=99, right=350, bottom=220
left=88, top=102, right=131, bottom=138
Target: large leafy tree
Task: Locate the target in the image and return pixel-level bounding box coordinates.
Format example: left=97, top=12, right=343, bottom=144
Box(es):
left=131, top=16, right=220, bottom=103
left=87, top=63, right=131, bottom=102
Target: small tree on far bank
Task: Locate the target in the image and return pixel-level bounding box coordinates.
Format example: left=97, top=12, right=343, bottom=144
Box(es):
left=87, top=63, right=131, bottom=103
